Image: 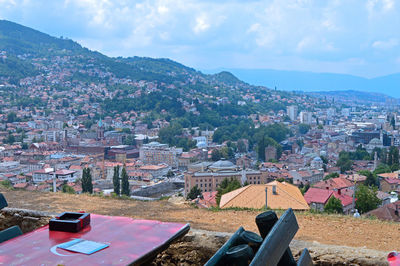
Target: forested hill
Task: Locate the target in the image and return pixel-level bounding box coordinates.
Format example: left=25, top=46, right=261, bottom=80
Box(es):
left=0, top=19, right=249, bottom=88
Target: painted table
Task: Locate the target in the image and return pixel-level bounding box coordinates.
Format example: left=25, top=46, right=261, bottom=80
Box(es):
left=0, top=214, right=190, bottom=265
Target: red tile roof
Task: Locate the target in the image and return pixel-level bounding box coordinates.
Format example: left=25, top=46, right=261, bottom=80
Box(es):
left=332, top=191, right=354, bottom=207
left=304, top=188, right=332, bottom=204
left=313, top=177, right=354, bottom=190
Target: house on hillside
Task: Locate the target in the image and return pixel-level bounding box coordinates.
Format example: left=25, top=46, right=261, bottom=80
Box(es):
left=289, top=169, right=323, bottom=185
left=304, top=187, right=355, bottom=214
left=365, top=201, right=400, bottom=222
left=219, top=181, right=309, bottom=210
left=313, top=177, right=355, bottom=196
left=380, top=178, right=400, bottom=193
left=53, top=169, right=77, bottom=183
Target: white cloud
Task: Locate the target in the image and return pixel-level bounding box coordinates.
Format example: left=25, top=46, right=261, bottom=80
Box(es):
left=372, top=39, right=398, bottom=49
left=1, top=0, right=399, bottom=76
left=193, top=15, right=210, bottom=34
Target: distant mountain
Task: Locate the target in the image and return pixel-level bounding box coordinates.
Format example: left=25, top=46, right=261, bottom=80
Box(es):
left=204, top=68, right=400, bottom=98
left=0, top=19, right=247, bottom=88
left=305, top=90, right=397, bottom=104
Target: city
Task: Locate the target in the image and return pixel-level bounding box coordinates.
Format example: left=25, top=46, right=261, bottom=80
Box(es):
left=1, top=1, right=400, bottom=265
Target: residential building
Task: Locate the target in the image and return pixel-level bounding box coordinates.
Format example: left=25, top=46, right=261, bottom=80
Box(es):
left=32, top=168, right=54, bottom=183
left=53, top=169, right=77, bottom=182
left=300, top=111, right=312, bottom=124
left=139, top=142, right=182, bottom=168
left=287, top=105, right=298, bottom=121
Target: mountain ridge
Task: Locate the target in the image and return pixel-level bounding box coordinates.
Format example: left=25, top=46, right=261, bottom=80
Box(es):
left=0, top=19, right=249, bottom=89
left=204, top=68, right=400, bottom=98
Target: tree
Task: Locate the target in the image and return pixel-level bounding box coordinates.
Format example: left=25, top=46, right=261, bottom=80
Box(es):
left=237, top=139, right=247, bottom=153
left=324, top=196, right=343, bottom=214
left=211, top=149, right=222, bottom=161
left=187, top=185, right=202, bottom=200
left=121, top=167, right=130, bottom=196
left=391, top=116, right=396, bottom=130
left=216, top=178, right=242, bottom=205
left=355, top=185, right=381, bottom=213
left=323, top=172, right=339, bottom=180
left=62, top=184, right=75, bottom=194
left=336, top=152, right=353, bottom=173
left=21, top=142, right=28, bottom=150
left=359, top=170, right=379, bottom=187
left=373, top=163, right=391, bottom=175
left=81, top=168, right=93, bottom=194
left=298, top=123, right=311, bottom=134
left=166, top=170, right=174, bottom=178
left=113, top=165, right=120, bottom=196
left=7, top=112, right=17, bottom=123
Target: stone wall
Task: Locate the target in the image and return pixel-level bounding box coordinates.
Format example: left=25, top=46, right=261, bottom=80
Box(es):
left=0, top=208, right=53, bottom=233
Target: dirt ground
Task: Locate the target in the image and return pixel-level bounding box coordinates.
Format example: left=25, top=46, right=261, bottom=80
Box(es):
left=1, top=188, right=399, bottom=252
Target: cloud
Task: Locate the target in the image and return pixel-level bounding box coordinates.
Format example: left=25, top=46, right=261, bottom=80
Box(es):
left=193, top=15, right=210, bottom=34
left=372, top=39, right=398, bottom=49
left=0, top=0, right=399, bottom=77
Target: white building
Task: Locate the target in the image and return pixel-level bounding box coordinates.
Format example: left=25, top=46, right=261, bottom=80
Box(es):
left=287, top=106, right=298, bottom=121
left=139, top=142, right=182, bottom=168
left=300, top=111, right=312, bottom=124
left=32, top=168, right=54, bottom=183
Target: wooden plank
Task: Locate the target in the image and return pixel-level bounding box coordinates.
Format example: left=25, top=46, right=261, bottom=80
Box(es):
left=297, top=248, right=313, bottom=266
left=250, top=208, right=299, bottom=266
left=204, top=226, right=245, bottom=266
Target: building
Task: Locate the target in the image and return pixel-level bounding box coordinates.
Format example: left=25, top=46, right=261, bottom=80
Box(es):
left=350, top=130, right=391, bottom=146
left=97, top=119, right=105, bottom=140
left=53, top=169, right=77, bottom=182
left=304, top=187, right=355, bottom=214
left=365, top=202, right=400, bottom=222
left=289, top=169, right=324, bottom=185
left=184, top=160, right=267, bottom=195
left=219, top=181, right=309, bottom=210
left=138, top=164, right=170, bottom=179
left=380, top=178, right=400, bottom=193
left=32, top=168, right=54, bottom=183
left=299, top=111, right=312, bottom=124
left=139, top=142, right=182, bottom=168
left=313, top=177, right=355, bottom=195
left=287, top=105, right=298, bottom=121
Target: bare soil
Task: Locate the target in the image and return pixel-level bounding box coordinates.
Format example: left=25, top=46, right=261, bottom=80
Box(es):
left=2, top=188, right=399, bottom=252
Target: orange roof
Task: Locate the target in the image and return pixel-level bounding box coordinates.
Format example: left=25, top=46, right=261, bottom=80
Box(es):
left=378, top=173, right=399, bottom=179
left=220, top=181, right=309, bottom=210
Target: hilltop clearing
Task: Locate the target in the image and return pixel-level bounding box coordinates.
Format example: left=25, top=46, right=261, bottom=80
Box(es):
left=1, top=188, right=399, bottom=252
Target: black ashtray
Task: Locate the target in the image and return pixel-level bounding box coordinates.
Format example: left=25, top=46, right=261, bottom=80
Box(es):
left=49, top=212, right=90, bottom=233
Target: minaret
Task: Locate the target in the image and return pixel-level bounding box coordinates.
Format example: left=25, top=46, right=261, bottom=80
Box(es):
left=97, top=118, right=104, bottom=140
left=241, top=168, right=247, bottom=185
left=373, top=151, right=378, bottom=171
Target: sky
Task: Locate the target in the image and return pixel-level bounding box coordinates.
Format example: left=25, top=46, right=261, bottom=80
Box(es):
left=0, top=0, right=400, bottom=78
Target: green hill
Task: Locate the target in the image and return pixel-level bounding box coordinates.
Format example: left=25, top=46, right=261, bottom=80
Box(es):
left=0, top=19, right=247, bottom=87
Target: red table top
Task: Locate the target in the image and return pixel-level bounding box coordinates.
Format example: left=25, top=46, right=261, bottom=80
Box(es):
left=0, top=214, right=190, bottom=265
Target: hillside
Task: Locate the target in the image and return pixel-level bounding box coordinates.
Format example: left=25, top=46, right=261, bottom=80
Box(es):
left=305, top=90, right=397, bottom=104
left=0, top=19, right=247, bottom=88
left=1, top=188, right=398, bottom=252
